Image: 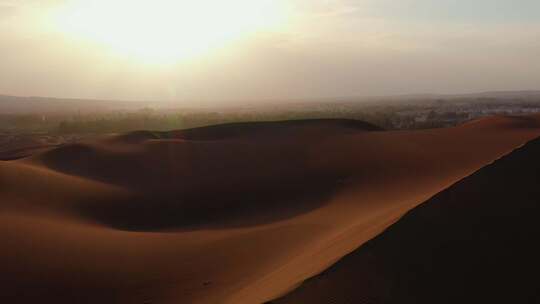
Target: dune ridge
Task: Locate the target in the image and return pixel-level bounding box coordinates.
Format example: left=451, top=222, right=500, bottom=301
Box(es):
left=1, top=116, right=540, bottom=303
left=274, top=133, right=540, bottom=304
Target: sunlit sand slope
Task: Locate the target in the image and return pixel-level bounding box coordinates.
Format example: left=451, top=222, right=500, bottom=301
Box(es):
left=274, top=132, right=540, bottom=304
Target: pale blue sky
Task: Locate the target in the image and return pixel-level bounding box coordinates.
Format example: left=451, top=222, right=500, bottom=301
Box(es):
left=359, top=0, right=540, bottom=22
left=0, top=0, right=539, bottom=103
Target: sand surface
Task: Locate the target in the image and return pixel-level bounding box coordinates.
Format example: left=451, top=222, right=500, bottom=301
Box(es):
left=1, top=117, right=540, bottom=303
left=274, top=132, right=540, bottom=304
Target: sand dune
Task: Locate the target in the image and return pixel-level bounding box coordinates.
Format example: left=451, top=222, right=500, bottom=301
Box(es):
left=1, top=116, right=540, bottom=303
left=274, top=133, right=540, bottom=304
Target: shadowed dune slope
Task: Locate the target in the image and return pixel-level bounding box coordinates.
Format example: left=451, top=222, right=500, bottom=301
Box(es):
left=115, top=119, right=383, bottom=142
left=273, top=137, right=540, bottom=304
left=1, top=116, right=540, bottom=304
left=25, top=119, right=380, bottom=230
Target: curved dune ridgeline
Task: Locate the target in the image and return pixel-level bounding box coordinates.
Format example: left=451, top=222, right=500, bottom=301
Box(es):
left=1, top=116, right=540, bottom=303
left=274, top=130, right=540, bottom=304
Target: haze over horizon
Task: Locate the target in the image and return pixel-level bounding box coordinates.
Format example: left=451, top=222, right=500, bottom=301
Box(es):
left=1, top=0, right=539, bottom=105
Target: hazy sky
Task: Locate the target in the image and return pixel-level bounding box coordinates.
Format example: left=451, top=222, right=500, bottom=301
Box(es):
left=1, top=0, right=539, bottom=104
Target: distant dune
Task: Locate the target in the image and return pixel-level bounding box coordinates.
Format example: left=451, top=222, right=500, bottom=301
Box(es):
left=1, top=116, right=540, bottom=303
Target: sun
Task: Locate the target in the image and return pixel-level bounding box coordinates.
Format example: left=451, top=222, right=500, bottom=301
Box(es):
left=53, top=0, right=290, bottom=64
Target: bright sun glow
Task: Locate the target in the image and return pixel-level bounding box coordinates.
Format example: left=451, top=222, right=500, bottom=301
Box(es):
left=54, top=0, right=291, bottom=64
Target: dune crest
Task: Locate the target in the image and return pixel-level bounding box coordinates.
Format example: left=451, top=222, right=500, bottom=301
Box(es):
left=274, top=132, right=540, bottom=304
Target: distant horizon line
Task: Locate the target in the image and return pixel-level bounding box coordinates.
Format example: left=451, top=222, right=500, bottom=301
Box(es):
left=2, top=89, right=540, bottom=105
